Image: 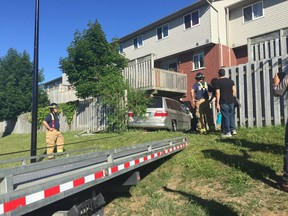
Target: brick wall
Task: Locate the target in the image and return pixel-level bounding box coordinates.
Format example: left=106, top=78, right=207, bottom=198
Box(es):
left=229, top=47, right=238, bottom=66
left=204, top=44, right=221, bottom=81
left=177, top=44, right=223, bottom=101
left=222, top=45, right=230, bottom=66
left=154, top=44, right=248, bottom=103
left=233, top=46, right=248, bottom=65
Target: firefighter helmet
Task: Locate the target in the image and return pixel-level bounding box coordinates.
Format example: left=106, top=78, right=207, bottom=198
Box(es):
left=195, top=72, right=205, bottom=80
left=49, top=103, right=59, bottom=109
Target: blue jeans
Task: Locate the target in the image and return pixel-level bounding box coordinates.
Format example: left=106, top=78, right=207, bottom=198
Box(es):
left=220, top=103, right=235, bottom=134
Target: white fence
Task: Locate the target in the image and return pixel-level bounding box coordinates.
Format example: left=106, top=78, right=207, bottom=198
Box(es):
left=0, top=113, right=32, bottom=134
left=71, top=98, right=108, bottom=132
left=229, top=54, right=288, bottom=128
left=1, top=55, right=288, bottom=135
left=0, top=98, right=108, bottom=135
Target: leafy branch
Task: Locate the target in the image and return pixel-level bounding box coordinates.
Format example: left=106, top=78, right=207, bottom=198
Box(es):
left=59, top=101, right=78, bottom=126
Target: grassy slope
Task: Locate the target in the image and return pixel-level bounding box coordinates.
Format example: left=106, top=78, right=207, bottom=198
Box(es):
left=1, top=126, right=288, bottom=215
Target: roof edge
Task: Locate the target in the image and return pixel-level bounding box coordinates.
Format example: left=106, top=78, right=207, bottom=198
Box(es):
left=119, top=0, right=206, bottom=42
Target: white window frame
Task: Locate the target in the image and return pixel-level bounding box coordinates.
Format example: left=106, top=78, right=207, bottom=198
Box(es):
left=133, top=35, right=143, bottom=49
left=156, top=23, right=169, bottom=40
left=183, top=10, right=200, bottom=30
left=243, top=1, right=264, bottom=23
left=193, top=53, right=204, bottom=70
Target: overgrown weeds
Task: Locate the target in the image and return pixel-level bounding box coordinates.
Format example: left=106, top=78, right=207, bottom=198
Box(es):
left=1, top=126, right=288, bottom=215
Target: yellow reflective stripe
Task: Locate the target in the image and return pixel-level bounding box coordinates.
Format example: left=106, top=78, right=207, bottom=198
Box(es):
left=50, top=113, right=55, bottom=128
left=198, top=82, right=207, bottom=89
left=50, top=113, right=54, bottom=120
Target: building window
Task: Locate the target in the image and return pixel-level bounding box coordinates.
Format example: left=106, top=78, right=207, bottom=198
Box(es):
left=168, top=63, right=177, bottom=72
left=193, top=53, right=204, bottom=70
left=156, top=24, right=169, bottom=40
left=119, top=43, right=124, bottom=54
left=243, top=1, right=263, bottom=22
left=162, top=62, right=178, bottom=72
left=133, top=35, right=143, bottom=49
left=184, top=10, right=199, bottom=29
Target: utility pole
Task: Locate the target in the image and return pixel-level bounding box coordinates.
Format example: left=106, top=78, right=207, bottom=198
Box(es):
left=30, top=0, right=39, bottom=163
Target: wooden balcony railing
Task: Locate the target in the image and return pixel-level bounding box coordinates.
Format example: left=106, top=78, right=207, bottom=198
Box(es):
left=122, top=55, right=187, bottom=95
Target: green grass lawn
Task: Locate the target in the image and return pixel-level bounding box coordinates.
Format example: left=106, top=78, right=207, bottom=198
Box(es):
left=1, top=126, right=288, bottom=215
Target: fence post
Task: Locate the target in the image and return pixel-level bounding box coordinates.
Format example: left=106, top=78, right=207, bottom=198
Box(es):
left=246, top=62, right=254, bottom=127
left=263, top=59, right=272, bottom=126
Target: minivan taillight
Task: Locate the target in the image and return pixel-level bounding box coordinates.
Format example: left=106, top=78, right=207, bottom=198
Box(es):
left=128, top=111, right=134, bottom=117
left=154, top=111, right=168, bottom=117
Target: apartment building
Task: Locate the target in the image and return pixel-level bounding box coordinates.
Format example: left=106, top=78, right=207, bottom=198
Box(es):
left=45, top=0, right=288, bottom=105
left=120, top=0, right=288, bottom=102
left=228, top=0, right=288, bottom=63
left=44, top=73, right=77, bottom=103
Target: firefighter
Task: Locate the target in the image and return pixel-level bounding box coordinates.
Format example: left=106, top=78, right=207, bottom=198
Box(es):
left=191, top=72, right=215, bottom=134
left=43, top=103, right=64, bottom=159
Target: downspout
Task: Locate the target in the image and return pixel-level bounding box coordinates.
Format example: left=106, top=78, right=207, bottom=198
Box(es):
left=206, top=0, right=223, bottom=68
left=226, top=7, right=231, bottom=66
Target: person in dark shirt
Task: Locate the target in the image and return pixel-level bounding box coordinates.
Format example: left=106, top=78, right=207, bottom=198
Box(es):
left=214, top=69, right=237, bottom=138
left=209, top=78, right=221, bottom=130
left=42, top=103, right=64, bottom=159
left=208, top=78, right=218, bottom=103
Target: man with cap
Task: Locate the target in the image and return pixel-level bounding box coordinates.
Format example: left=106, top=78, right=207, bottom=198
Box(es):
left=191, top=72, right=215, bottom=134
left=43, top=103, right=64, bottom=159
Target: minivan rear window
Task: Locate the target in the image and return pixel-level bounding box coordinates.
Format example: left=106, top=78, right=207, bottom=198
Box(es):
left=148, top=98, right=163, bottom=108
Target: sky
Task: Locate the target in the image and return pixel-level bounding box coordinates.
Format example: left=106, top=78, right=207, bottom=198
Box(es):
left=0, top=0, right=196, bottom=83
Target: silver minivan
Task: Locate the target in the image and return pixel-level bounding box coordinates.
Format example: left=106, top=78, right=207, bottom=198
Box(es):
left=128, top=96, right=192, bottom=131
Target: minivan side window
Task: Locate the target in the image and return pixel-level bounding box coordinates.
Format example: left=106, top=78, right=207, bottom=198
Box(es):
left=175, top=101, right=182, bottom=112
left=166, top=99, right=181, bottom=111
left=166, top=99, right=173, bottom=109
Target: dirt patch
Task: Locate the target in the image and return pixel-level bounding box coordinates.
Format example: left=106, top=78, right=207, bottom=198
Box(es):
left=129, top=195, right=149, bottom=212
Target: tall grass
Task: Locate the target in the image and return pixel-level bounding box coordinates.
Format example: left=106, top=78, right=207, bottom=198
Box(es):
left=1, top=126, right=288, bottom=215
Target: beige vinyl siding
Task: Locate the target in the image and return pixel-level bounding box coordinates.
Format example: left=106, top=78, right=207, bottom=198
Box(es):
left=122, top=5, right=212, bottom=61
left=210, top=0, right=240, bottom=45
left=229, top=0, right=288, bottom=48
left=210, top=6, right=218, bottom=44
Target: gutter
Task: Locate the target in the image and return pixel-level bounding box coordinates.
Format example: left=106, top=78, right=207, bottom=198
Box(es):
left=119, top=1, right=205, bottom=42
left=205, top=0, right=218, bottom=13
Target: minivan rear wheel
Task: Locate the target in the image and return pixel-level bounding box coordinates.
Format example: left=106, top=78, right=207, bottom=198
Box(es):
left=171, top=120, right=177, bottom=132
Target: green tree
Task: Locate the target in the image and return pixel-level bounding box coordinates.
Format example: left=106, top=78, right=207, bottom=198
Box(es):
left=0, top=48, right=49, bottom=121
left=60, top=20, right=127, bottom=99
left=38, top=82, right=50, bottom=107
left=60, top=20, right=148, bottom=131
left=38, top=68, right=50, bottom=107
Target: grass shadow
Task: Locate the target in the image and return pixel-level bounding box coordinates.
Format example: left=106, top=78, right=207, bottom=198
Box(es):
left=217, top=138, right=283, bottom=155
left=202, top=149, right=281, bottom=189
left=163, top=186, right=238, bottom=216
